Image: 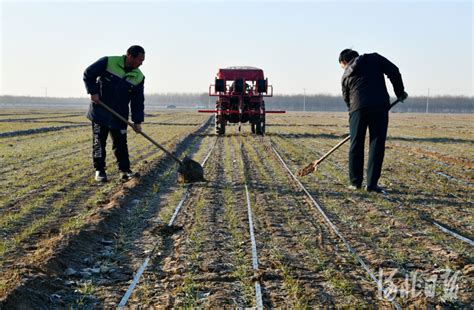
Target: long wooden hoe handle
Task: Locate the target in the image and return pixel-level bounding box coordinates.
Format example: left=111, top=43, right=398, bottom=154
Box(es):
left=95, top=100, right=183, bottom=165
left=312, top=99, right=401, bottom=168
left=315, top=135, right=351, bottom=166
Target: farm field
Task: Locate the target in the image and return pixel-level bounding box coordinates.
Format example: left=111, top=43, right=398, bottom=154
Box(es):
left=0, top=109, right=472, bottom=308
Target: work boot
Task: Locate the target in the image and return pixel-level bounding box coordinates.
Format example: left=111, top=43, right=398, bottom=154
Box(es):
left=120, top=170, right=138, bottom=181
left=95, top=170, right=108, bottom=182
left=365, top=185, right=386, bottom=193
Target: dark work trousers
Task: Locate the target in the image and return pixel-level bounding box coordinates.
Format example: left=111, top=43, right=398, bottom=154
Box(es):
left=92, top=122, right=130, bottom=172
left=348, top=108, right=389, bottom=188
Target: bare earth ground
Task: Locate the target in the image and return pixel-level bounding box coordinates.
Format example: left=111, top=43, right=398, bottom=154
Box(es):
left=0, top=110, right=472, bottom=308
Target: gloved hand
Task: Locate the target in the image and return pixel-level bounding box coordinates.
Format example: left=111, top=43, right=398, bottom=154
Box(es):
left=398, top=91, right=408, bottom=102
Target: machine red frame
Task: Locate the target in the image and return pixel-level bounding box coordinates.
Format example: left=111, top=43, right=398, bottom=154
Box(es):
left=199, top=66, right=285, bottom=135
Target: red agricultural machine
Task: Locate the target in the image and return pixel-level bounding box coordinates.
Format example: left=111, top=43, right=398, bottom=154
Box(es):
left=199, top=66, right=285, bottom=135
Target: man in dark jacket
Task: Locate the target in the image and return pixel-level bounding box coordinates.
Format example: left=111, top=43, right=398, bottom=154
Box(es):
left=83, top=45, right=145, bottom=182
left=339, top=49, right=407, bottom=193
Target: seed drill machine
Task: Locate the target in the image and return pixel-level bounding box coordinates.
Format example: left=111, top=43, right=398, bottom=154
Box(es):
left=199, top=66, right=285, bottom=135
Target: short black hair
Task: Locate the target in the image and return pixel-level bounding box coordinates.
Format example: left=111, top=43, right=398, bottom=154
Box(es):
left=339, top=49, right=359, bottom=63
left=127, top=45, right=145, bottom=57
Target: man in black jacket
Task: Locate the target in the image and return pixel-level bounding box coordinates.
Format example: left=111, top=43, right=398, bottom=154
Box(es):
left=339, top=49, right=407, bottom=193
left=83, top=45, right=145, bottom=182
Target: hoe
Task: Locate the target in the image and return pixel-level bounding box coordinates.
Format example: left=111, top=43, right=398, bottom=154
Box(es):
left=298, top=99, right=401, bottom=177
left=95, top=100, right=204, bottom=183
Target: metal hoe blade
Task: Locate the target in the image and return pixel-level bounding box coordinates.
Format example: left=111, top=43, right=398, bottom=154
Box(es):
left=177, top=156, right=205, bottom=183
left=297, top=162, right=317, bottom=177
left=94, top=100, right=206, bottom=184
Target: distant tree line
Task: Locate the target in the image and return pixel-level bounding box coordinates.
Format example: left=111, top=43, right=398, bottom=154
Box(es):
left=147, top=93, right=210, bottom=106
left=1, top=94, right=472, bottom=113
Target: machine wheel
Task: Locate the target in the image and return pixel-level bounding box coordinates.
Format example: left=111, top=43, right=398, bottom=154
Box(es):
left=215, top=101, right=226, bottom=135
left=219, top=121, right=226, bottom=135
left=215, top=115, right=226, bottom=135
left=256, top=112, right=265, bottom=135
left=256, top=120, right=265, bottom=135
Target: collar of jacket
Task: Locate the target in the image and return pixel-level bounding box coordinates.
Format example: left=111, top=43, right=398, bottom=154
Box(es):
left=342, top=55, right=361, bottom=80
left=106, top=55, right=144, bottom=86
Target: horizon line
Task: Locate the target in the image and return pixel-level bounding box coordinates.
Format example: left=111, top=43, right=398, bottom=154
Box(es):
left=1, top=93, right=473, bottom=99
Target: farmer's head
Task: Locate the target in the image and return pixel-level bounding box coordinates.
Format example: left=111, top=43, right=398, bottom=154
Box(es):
left=125, top=45, right=145, bottom=70
left=339, top=49, right=359, bottom=69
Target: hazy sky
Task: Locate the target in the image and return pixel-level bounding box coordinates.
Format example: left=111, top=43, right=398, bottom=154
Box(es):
left=1, top=0, right=472, bottom=97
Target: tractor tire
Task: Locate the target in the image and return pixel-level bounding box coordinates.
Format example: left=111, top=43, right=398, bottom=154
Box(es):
left=215, top=101, right=226, bottom=136
left=214, top=115, right=220, bottom=134
left=219, top=121, right=226, bottom=135
left=256, top=101, right=266, bottom=135
left=256, top=114, right=265, bottom=136
left=215, top=116, right=225, bottom=135
left=215, top=123, right=225, bottom=135
left=256, top=121, right=264, bottom=135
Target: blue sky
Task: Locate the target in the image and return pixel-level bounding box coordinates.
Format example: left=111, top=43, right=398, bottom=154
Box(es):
left=1, top=0, right=472, bottom=97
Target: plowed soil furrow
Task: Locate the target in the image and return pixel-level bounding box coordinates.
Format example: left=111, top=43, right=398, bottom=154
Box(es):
left=389, top=142, right=474, bottom=170
left=270, top=135, right=473, bottom=306
left=0, top=134, right=179, bottom=230
left=1, top=125, right=188, bottom=207
left=128, top=137, right=253, bottom=307
left=325, top=137, right=474, bottom=238
left=271, top=113, right=473, bottom=160
left=0, top=120, right=210, bottom=263
left=0, top=118, right=212, bottom=306
left=1, top=111, right=472, bottom=308
left=0, top=114, right=84, bottom=122
left=273, top=133, right=473, bottom=237
left=0, top=124, right=89, bottom=138
left=297, top=134, right=474, bottom=234
left=239, top=135, right=386, bottom=307
left=275, top=128, right=472, bottom=186
left=271, top=114, right=473, bottom=179
left=0, top=144, right=90, bottom=175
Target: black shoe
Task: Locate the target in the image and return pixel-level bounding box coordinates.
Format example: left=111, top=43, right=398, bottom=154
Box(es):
left=95, top=170, right=108, bottom=182
left=120, top=170, right=138, bottom=181
left=347, top=184, right=361, bottom=191
left=365, top=185, right=386, bottom=193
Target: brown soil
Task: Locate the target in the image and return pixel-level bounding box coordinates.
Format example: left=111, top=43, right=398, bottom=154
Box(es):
left=391, top=143, right=474, bottom=169
left=0, top=119, right=212, bottom=308
left=1, top=121, right=472, bottom=308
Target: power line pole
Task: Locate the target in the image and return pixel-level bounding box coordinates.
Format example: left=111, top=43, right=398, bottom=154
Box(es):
left=303, top=88, right=306, bottom=112
left=42, top=87, right=48, bottom=97
left=425, top=88, right=430, bottom=113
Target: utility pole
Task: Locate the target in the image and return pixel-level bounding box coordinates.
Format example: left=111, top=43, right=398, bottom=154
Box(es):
left=425, top=88, right=430, bottom=113
left=303, top=88, right=306, bottom=112
left=42, top=87, right=48, bottom=97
